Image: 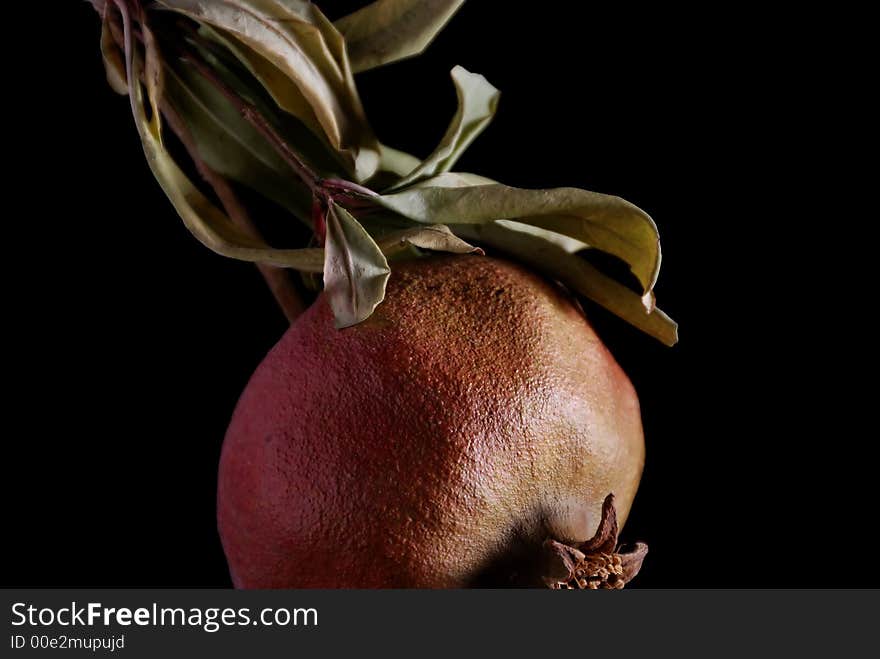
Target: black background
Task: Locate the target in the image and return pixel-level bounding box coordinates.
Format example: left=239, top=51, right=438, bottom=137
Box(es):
left=5, top=2, right=870, bottom=587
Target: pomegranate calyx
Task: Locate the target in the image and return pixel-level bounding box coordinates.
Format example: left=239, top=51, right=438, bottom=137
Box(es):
left=542, top=493, right=648, bottom=589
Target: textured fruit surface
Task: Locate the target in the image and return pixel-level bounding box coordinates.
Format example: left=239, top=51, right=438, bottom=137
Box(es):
left=218, top=255, right=644, bottom=588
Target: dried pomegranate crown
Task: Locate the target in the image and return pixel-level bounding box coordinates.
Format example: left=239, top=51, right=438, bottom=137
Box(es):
left=543, top=495, right=648, bottom=589
left=94, top=0, right=676, bottom=345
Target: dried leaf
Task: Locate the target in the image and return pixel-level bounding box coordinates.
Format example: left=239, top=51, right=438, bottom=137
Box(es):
left=389, top=66, right=500, bottom=190
left=376, top=175, right=662, bottom=296
left=189, top=26, right=351, bottom=176
left=143, top=18, right=165, bottom=126
left=99, top=8, right=128, bottom=94
left=376, top=224, right=483, bottom=257
left=366, top=142, right=427, bottom=190
left=376, top=142, right=422, bottom=177
left=492, top=219, right=589, bottom=254
left=193, top=25, right=329, bottom=160
left=323, top=202, right=391, bottom=328
left=156, top=0, right=380, bottom=181
left=125, top=27, right=325, bottom=273
left=163, top=60, right=312, bottom=220
left=101, top=2, right=675, bottom=343
left=405, top=170, right=495, bottom=187
left=336, top=0, right=466, bottom=73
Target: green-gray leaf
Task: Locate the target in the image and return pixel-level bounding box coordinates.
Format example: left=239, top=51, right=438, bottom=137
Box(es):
left=388, top=66, right=500, bottom=190
left=156, top=0, right=380, bottom=181
left=375, top=175, right=661, bottom=294
left=163, top=58, right=312, bottom=221
left=190, top=24, right=357, bottom=178
left=126, top=29, right=325, bottom=273
left=324, top=202, right=391, bottom=328
left=376, top=224, right=483, bottom=257
left=336, top=0, right=465, bottom=73
left=376, top=142, right=422, bottom=177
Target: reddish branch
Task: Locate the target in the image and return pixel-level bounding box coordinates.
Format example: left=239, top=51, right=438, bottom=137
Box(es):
left=160, top=101, right=306, bottom=323
left=105, top=1, right=305, bottom=323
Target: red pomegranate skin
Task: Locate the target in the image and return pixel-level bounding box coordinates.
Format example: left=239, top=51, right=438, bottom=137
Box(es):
left=218, top=255, right=644, bottom=588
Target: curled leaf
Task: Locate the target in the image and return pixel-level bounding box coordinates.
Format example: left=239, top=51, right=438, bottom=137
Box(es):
left=376, top=176, right=662, bottom=296
left=376, top=224, right=483, bottom=257
left=156, top=0, right=380, bottom=181
left=125, top=23, right=325, bottom=273
left=192, top=25, right=332, bottom=166
left=190, top=24, right=355, bottom=177
left=389, top=66, right=500, bottom=190
left=163, top=59, right=312, bottom=220
left=99, top=8, right=128, bottom=94
left=323, top=202, right=391, bottom=328
left=376, top=142, right=422, bottom=177
left=336, top=0, right=465, bottom=73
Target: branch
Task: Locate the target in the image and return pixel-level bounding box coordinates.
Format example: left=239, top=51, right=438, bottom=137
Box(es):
left=105, top=5, right=306, bottom=324
left=161, top=99, right=307, bottom=324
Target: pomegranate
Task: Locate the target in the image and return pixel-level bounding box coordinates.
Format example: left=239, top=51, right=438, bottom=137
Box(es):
left=219, top=255, right=645, bottom=588
left=93, top=0, right=673, bottom=589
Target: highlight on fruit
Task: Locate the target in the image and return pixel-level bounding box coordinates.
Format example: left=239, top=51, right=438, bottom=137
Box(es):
left=91, top=0, right=678, bottom=589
